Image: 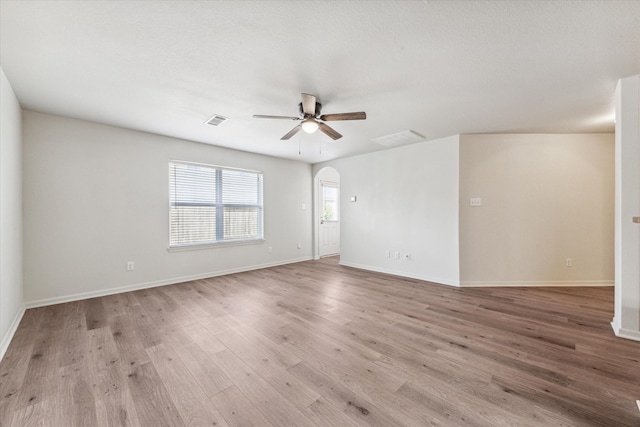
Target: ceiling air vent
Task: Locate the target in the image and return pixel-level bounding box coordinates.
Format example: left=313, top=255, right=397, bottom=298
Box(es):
left=205, top=114, right=229, bottom=126
left=372, top=130, right=425, bottom=148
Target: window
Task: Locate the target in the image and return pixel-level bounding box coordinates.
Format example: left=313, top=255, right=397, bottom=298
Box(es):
left=169, top=161, right=263, bottom=248
left=322, top=183, right=339, bottom=221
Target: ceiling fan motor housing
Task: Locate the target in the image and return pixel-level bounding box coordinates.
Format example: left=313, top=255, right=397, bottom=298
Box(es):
left=299, top=102, right=322, bottom=118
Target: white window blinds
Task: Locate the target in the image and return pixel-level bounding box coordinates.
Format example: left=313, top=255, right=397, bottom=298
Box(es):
left=169, top=161, right=263, bottom=247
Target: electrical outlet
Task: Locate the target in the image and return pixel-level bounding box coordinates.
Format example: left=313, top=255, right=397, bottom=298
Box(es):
left=394, top=251, right=400, bottom=260
left=127, top=261, right=135, bottom=271
left=385, top=250, right=390, bottom=258
left=268, top=246, right=273, bottom=253
left=297, top=242, right=302, bottom=249
left=470, top=197, right=482, bottom=207
left=565, top=258, right=572, bottom=267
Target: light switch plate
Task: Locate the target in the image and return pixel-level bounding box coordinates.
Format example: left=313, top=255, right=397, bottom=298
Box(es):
left=470, top=197, right=482, bottom=207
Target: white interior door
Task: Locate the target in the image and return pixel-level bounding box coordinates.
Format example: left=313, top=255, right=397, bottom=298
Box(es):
left=319, top=181, right=340, bottom=257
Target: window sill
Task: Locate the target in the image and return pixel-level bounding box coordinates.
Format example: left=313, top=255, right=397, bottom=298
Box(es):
left=168, top=239, right=265, bottom=252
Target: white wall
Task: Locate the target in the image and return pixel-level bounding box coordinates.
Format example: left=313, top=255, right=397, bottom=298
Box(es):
left=313, top=133, right=614, bottom=290
left=314, top=135, right=461, bottom=286
left=613, top=75, right=640, bottom=341
left=0, top=68, right=24, bottom=360
left=459, top=134, right=615, bottom=286
left=23, top=111, right=313, bottom=305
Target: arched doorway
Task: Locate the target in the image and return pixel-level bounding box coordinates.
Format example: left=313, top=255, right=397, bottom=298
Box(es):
left=314, top=167, right=340, bottom=259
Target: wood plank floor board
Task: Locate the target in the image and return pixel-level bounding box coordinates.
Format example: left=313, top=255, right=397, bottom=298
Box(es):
left=384, top=295, right=640, bottom=383
left=86, top=326, right=128, bottom=400
left=376, top=334, right=628, bottom=426
left=12, top=328, right=65, bottom=410
left=131, top=289, right=192, bottom=334
left=171, top=342, right=233, bottom=398
left=107, top=314, right=152, bottom=374
left=155, top=323, right=198, bottom=351
left=1, top=257, right=639, bottom=426
left=59, top=324, right=90, bottom=368
left=380, top=308, right=640, bottom=422
left=8, top=397, right=57, bottom=427
left=94, top=388, right=142, bottom=427
left=302, top=397, right=364, bottom=427
left=283, top=327, right=407, bottom=395
left=377, top=350, right=548, bottom=425
left=187, top=281, right=232, bottom=317
left=182, top=322, right=227, bottom=356
left=575, top=338, right=640, bottom=364
left=99, top=294, right=132, bottom=320
left=350, top=320, right=495, bottom=386
left=85, top=297, right=109, bottom=331
left=0, top=342, right=33, bottom=426
left=214, top=329, right=321, bottom=410
left=56, top=362, right=99, bottom=427
left=227, top=324, right=302, bottom=369
left=490, top=374, right=637, bottom=426
left=146, top=343, right=229, bottom=427
left=395, top=380, right=533, bottom=427
left=125, top=361, right=185, bottom=427
left=287, top=360, right=406, bottom=427
left=209, top=385, right=274, bottom=427
left=281, top=311, right=385, bottom=364
left=209, top=349, right=316, bottom=427
left=280, top=336, right=453, bottom=426
left=6, top=309, right=44, bottom=349
left=228, top=307, right=290, bottom=331
left=192, top=315, right=233, bottom=337
left=158, top=286, right=220, bottom=327
left=123, top=304, right=164, bottom=350
left=395, top=315, right=640, bottom=409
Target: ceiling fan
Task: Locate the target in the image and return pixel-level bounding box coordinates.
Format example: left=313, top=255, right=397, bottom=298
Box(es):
left=253, top=93, right=366, bottom=140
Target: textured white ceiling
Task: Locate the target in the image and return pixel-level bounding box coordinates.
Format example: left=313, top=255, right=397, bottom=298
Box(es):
left=1, top=1, right=639, bottom=164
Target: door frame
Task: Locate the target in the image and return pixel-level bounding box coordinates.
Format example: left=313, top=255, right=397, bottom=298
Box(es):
left=313, top=167, right=340, bottom=259
left=319, top=180, right=340, bottom=257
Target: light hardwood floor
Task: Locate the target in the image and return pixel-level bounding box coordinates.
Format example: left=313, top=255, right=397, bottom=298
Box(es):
left=1, top=257, right=639, bottom=426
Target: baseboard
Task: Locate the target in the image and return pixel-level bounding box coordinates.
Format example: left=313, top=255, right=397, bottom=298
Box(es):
left=0, top=304, right=26, bottom=362
left=338, top=261, right=460, bottom=287
left=25, top=256, right=313, bottom=309
left=610, top=316, right=622, bottom=333
left=336, top=262, right=614, bottom=289
left=459, top=280, right=614, bottom=288
left=611, top=322, right=640, bottom=342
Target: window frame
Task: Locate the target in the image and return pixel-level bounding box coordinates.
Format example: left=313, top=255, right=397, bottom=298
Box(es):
left=168, top=160, right=264, bottom=251
left=321, top=181, right=340, bottom=222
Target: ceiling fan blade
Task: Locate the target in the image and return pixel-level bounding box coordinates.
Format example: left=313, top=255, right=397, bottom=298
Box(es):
left=301, top=93, right=317, bottom=116
left=281, top=125, right=302, bottom=140
left=253, top=115, right=300, bottom=120
left=319, top=112, right=367, bottom=121
left=319, top=122, right=342, bottom=140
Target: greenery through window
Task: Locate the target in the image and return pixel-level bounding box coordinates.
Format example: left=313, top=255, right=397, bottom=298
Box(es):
left=322, top=185, right=339, bottom=221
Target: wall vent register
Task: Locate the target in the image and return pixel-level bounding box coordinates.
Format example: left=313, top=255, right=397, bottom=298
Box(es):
left=205, top=114, right=230, bottom=126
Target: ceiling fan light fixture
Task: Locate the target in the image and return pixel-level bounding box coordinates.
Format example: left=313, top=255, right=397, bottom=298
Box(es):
left=301, top=119, right=319, bottom=134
